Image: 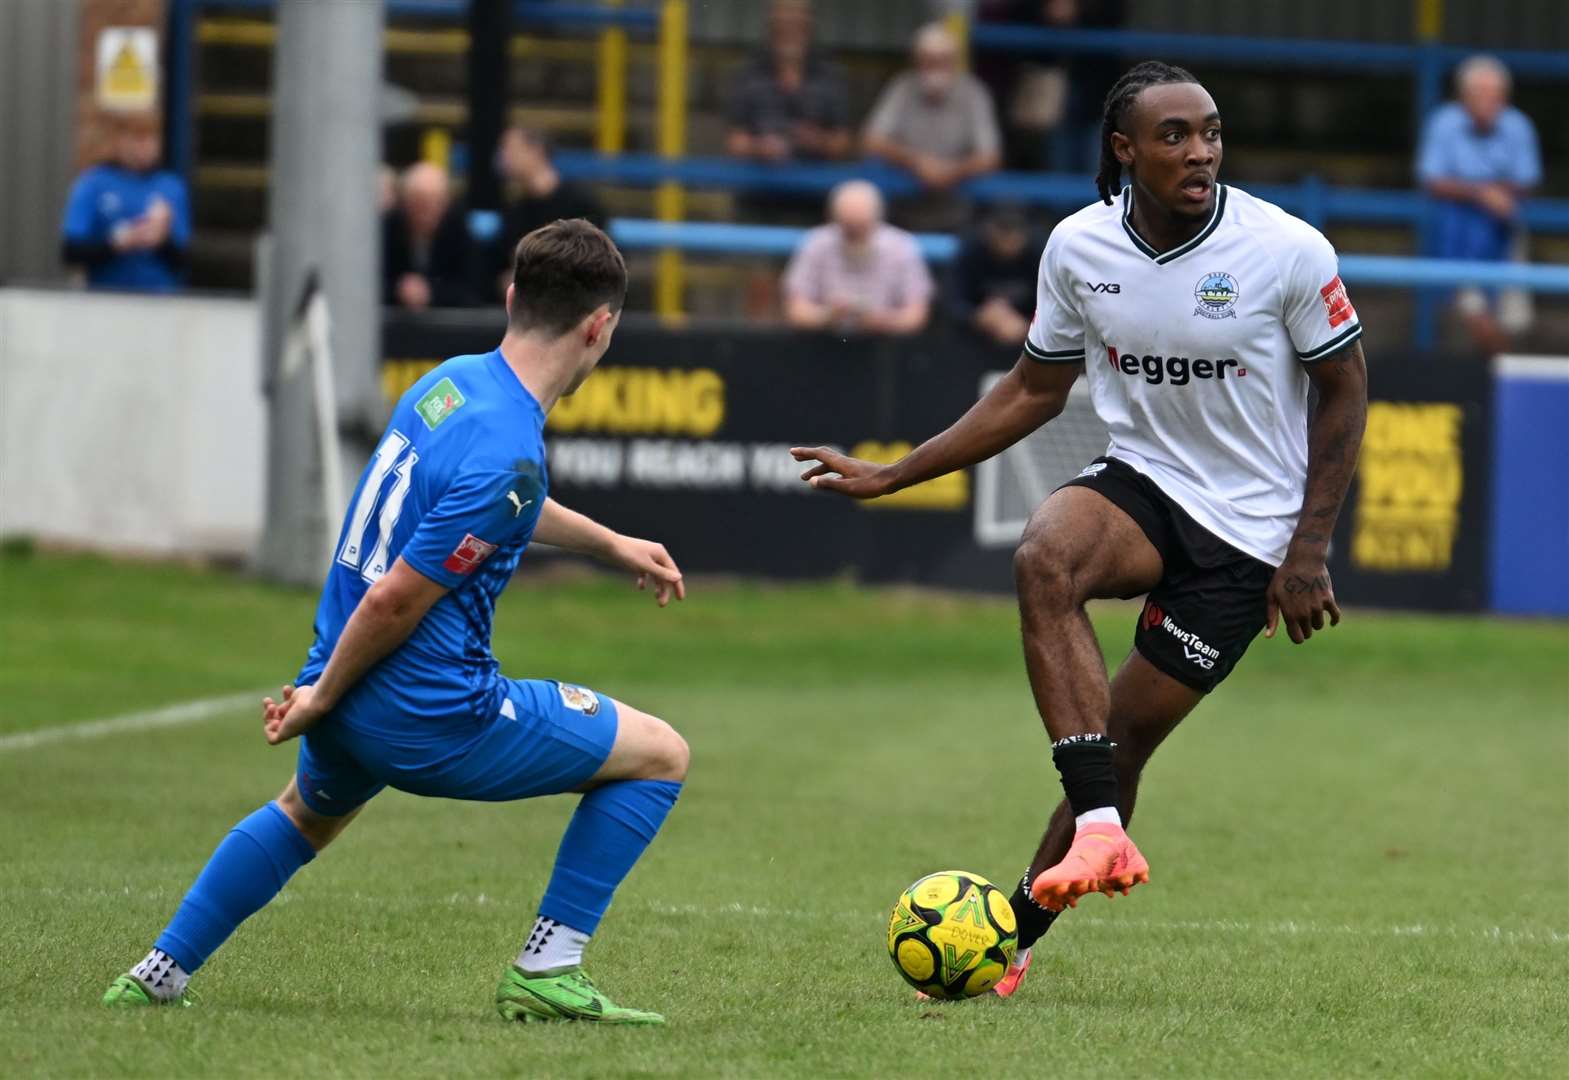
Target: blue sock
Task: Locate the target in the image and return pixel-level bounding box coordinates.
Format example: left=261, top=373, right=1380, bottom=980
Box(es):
left=539, top=779, right=682, bottom=936
left=154, top=802, right=316, bottom=973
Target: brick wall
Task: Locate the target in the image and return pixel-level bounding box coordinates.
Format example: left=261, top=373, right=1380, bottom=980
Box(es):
left=74, top=0, right=166, bottom=170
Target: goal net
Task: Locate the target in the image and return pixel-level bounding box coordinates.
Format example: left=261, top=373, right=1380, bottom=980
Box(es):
left=973, top=372, right=1110, bottom=548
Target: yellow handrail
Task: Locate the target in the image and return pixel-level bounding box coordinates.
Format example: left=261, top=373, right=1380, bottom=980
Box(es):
left=596, top=0, right=627, bottom=153
left=655, top=0, right=688, bottom=320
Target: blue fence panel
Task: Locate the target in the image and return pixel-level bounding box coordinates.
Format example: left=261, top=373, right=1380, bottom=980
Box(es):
left=1489, top=358, right=1569, bottom=616
left=967, top=23, right=1569, bottom=79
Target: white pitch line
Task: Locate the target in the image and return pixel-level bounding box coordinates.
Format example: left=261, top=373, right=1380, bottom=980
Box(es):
left=0, top=691, right=261, bottom=753
left=641, top=902, right=1568, bottom=946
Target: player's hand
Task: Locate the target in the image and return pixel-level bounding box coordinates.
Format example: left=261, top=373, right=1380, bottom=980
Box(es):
left=607, top=535, right=685, bottom=607
left=262, top=684, right=329, bottom=745
left=790, top=446, right=898, bottom=499
left=1265, top=548, right=1341, bottom=645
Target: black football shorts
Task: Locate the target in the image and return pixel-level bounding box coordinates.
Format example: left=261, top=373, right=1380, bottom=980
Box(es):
left=1060, top=456, right=1275, bottom=694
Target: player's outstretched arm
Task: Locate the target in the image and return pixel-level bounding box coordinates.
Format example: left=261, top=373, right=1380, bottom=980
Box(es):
left=1266, top=339, right=1368, bottom=645
left=534, top=498, right=685, bottom=607
left=262, top=559, right=448, bottom=744
left=791, top=353, right=1078, bottom=499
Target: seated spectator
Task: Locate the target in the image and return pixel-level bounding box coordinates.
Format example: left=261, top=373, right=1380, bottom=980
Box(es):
left=726, top=0, right=852, bottom=163
left=60, top=112, right=190, bottom=292
left=1416, top=55, right=1542, bottom=353
left=383, top=162, right=474, bottom=310
left=490, top=127, right=607, bottom=297
left=946, top=205, right=1043, bottom=348
left=782, top=180, right=933, bottom=336
left=863, top=23, right=1002, bottom=228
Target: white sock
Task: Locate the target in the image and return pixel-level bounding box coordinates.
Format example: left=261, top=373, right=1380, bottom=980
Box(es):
left=130, top=948, right=189, bottom=1001
left=517, top=915, right=591, bottom=974
left=1075, top=807, right=1123, bottom=829
left=1012, top=947, right=1031, bottom=970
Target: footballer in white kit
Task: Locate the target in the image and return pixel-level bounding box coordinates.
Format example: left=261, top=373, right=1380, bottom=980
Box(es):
left=792, top=61, right=1368, bottom=998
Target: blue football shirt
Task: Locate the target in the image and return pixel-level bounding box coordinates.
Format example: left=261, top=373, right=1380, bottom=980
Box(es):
left=297, top=349, right=548, bottom=729
left=60, top=164, right=192, bottom=291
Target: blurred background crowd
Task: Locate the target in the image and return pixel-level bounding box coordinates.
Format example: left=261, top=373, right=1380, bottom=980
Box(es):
left=15, top=0, right=1564, bottom=358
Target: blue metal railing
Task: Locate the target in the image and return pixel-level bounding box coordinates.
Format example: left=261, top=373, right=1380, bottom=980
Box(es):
left=607, top=217, right=1569, bottom=296
left=556, top=152, right=1569, bottom=235
left=967, top=24, right=1569, bottom=78
left=968, top=22, right=1569, bottom=146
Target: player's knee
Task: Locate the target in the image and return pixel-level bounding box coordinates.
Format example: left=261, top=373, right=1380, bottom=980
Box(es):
left=648, top=721, right=690, bottom=783
left=276, top=781, right=349, bottom=851
left=1014, top=534, right=1076, bottom=606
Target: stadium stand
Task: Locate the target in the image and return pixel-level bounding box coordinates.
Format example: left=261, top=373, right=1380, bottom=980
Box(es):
left=167, top=0, right=1566, bottom=345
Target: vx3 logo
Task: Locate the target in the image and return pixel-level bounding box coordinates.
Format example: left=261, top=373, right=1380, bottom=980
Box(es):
left=1087, top=282, right=1121, bottom=293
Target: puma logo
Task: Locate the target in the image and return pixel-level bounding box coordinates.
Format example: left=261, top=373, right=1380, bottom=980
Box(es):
left=506, top=491, right=533, bottom=517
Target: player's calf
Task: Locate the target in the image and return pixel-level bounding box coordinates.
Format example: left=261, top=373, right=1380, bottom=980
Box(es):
left=498, top=698, right=685, bottom=1024
left=104, top=782, right=345, bottom=1007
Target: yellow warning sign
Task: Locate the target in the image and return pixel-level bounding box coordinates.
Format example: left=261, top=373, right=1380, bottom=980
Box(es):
left=96, top=27, right=159, bottom=112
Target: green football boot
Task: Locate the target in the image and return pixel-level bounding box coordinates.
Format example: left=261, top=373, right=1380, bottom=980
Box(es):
left=495, top=965, right=664, bottom=1025
left=102, top=974, right=194, bottom=1008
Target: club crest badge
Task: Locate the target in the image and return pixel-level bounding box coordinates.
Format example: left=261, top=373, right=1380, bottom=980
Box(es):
left=1194, top=271, right=1239, bottom=320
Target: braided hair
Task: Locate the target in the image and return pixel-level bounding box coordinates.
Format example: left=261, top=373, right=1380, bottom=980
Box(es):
left=1095, top=61, right=1201, bottom=206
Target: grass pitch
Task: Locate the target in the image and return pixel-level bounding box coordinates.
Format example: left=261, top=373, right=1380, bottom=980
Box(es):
left=1, top=550, right=1565, bottom=1078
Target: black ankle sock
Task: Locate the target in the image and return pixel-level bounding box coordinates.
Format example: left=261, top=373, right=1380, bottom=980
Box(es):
left=1051, top=733, right=1119, bottom=817
left=1009, top=871, right=1062, bottom=950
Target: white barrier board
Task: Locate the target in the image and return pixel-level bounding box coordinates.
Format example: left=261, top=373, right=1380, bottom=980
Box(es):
left=0, top=288, right=264, bottom=557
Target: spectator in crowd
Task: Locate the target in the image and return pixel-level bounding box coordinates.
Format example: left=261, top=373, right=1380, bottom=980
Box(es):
left=490, top=126, right=606, bottom=297
left=60, top=112, right=191, bottom=292
left=973, top=1, right=1125, bottom=172
left=1417, top=54, right=1542, bottom=353
left=726, top=0, right=852, bottom=163
left=863, top=23, right=1002, bottom=228
left=383, top=161, right=474, bottom=310
left=782, top=180, right=933, bottom=336
left=946, top=205, right=1044, bottom=348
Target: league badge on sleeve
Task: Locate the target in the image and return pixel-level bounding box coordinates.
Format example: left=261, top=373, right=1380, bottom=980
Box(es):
left=1319, top=275, right=1356, bottom=328
left=443, top=533, right=497, bottom=575
left=557, top=683, right=601, bottom=716
left=416, top=377, right=467, bottom=431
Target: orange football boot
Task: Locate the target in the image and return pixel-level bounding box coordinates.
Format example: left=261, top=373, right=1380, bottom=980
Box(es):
left=991, top=948, right=1033, bottom=998
left=1029, top=823, right=1149, bottom=911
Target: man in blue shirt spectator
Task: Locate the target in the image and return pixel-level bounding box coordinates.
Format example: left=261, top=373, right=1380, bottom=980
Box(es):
left=60, top=112, right=191, bottom=292
left=1416, top=55, right=1542, bottom=352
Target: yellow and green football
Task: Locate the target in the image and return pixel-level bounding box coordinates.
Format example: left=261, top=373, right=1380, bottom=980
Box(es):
left=886, top=870, right=1017, bottom=999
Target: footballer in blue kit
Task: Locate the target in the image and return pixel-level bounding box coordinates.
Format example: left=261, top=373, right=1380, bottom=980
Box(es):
left=104, top=220, right=690, bottom=1025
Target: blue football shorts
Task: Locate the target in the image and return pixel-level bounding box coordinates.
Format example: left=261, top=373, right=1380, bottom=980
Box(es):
left=294, top=679, right=620, bottom=817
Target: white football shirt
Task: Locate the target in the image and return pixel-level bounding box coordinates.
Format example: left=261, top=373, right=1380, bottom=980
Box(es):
left=1025, top=184, right=1363, bottom=567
